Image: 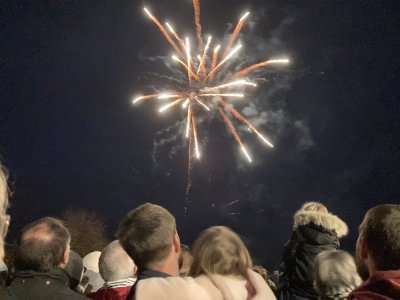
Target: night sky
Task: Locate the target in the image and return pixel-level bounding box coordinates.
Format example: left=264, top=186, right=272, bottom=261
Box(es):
left=1, top=0, right=399, bottom=269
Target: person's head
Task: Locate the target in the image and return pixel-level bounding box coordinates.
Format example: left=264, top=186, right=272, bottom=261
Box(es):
left=0, top=163, right=10, bottom=261
left=179, top=244, right=193, bottom=276
left=355, top=204, right=400, bottom=279
left=300, top=201, right=328, bottom=213
left=314, top=250, right=362, bottom=297
left=117, top=203, right=180, bottom=273
left=65, top=250, right=84, bottom=289
left=189, top=226, right=252, bottom=278
left=15, top=217, right=71, bottom=272
left=99, top=240, right=137, bottom=282
left=82, top=251, right=101, bottom=273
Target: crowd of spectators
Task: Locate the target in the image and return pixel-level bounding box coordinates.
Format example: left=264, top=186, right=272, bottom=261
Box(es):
left=0, top=161, right=399, bottom=299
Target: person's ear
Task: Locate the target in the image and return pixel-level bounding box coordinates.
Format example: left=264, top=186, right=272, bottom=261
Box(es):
left=360, top=239, right=369, bottom=259
left=59, top=245, right=70, bottom=268
left=173, top=233, right=181, bottom=254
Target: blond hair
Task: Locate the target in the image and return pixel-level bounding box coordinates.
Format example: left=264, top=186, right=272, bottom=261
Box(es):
left=0, top=163, right=9, bottom=260
left=300, top=201, right=328, bottom=213
left=117, top=203, right=176, bottom=270
left=189, top=226, right=252, bottom=278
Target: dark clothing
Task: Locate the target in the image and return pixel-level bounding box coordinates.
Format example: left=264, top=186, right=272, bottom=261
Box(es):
left=280, top=223, right=340, bottom=299
left=126, top=269, right=170, bottom=300
left=0, top=286, right=18, bottom=299
left=278, top=209, right=348, bottom=300
left=347, top=270, right=400, bottom=300
left=8, top=267, right=88, bottom=300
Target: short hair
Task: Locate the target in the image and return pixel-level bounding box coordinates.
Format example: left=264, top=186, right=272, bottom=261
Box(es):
left=15, top=217, right=71, bottom=272
left=359, top=204, right=400, bottom=270
left=189, top=226, right=252, bottom=278
left=314, top=250, right=362, bottom=297
left=300, top=201, right=328, bottom=213
left=99, top=240, right=136, bottom=282
left=117, top=203, right=176, bottom=270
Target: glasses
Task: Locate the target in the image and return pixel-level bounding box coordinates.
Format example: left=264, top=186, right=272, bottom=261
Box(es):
left=0, top=214, right=10, bottom=239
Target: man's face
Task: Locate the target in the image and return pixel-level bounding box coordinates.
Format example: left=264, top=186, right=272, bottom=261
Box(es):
left=355, top=222, right=370, bottom=280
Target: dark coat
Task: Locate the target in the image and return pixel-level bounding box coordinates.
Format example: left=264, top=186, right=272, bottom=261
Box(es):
left=279, top=210, right=348, bottom=300
left=8, top=267, right=88, bottom=300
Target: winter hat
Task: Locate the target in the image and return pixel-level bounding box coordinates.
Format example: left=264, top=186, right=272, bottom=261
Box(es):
left=82, top=251, right=101, bottom=273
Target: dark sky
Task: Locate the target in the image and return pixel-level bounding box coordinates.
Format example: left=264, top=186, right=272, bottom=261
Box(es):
left=1, top=0, right=399, bottom=268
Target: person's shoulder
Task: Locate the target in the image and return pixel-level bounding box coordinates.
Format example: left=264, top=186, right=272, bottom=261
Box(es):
left=136, top=276, right=211, bottom=300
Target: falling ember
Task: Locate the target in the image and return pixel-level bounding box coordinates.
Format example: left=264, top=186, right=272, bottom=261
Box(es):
left=241, top=146, right=252, bottom=163
left=134, top=1, right=291, bottom=181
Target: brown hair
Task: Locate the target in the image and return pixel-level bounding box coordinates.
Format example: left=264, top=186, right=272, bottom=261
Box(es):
left=360, top=204, right=400, bottom=270
left=189, top=226, right=252, bottom=278
left=117, top=203, right=176, bottom=270
left=16, top=217, right=71, bottom=272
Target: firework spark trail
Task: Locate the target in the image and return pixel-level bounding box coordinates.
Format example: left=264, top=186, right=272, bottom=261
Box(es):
left=195, top=96, right=210, bottom=111
left=207, top=80, right=257, bottom=90
left=132, top=93, right=161, bottom=104
left=186, top=38, right=192, bottom=83
left=186, top=105, right=192, bottom=138
left=200, top=93, right=244, bottom=98
left=144, top=7, right=184, bottom=59
left=221, top=12, right=250, bottom=60
left=165, top=22, right=187, bottom=53
left=197, top=36, right=212, bottom=77
left=218, top=105, right=252, bottom=163
left=230, top=59, right=290, bottom=79
left=221, top=100, right=274, bottom=147
left=209, top=45, right=221, bottom=77
left=193, top=0, right=203, bottom=49
left=159, top=98, right=185, bottom=112
left=172, top=56, right=200, bottom=81
left=191, top=115, right=200, bottom=159
left=206, top=44, right=242, bottom=80
left=185, top=132, right=193, bottom=200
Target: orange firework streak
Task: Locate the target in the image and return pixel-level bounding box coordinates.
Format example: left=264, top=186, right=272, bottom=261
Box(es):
left=217, top=105, right=245, bottom=149
left=132, top=93, right=162, bottom=103
left=193, top=0, right=203, bottom=49
left=221, top=13, right=249, bottom=60
left=145, top=9, right=184, bottom=59
left=220, top=100, right=274, bottom=147
left=230, top=60, right=276, bottom=79
left=209, top=48, right=220, bottom=80
left=174, top=58, right=200, bottom=81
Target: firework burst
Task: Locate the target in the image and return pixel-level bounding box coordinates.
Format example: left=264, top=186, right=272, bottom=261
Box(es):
left=133, top=1, right=289, bottom=181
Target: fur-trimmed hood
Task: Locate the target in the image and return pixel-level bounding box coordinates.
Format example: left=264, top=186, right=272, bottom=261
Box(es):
left=293, top=210, right=348, bottom=238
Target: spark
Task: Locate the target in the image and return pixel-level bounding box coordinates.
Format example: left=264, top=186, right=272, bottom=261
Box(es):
left=186, top=105, right=191, bottom=138
left=158, top=94, right=181, bottom=99
left=159, top=98, right=185, bottom=112
left=206, top=44, right=242, bottom=80
left=186, top=38, right=192, bottom=82
left=207, top=80, right=257, bottom=90
left=195, top=97, right=210, bottom=111
left=230, top=58, right=290, bottom=79
left=182, top=98, right=190, bottom=108
left=241, top=146, right=252, bottom=163
left=192, top=115, right=201, bottom=159
left=200, top=93, right=244, bottom=98
left=132, top=94, right=160, bottom=104
left=197, top=35, right=212, bottom=76
left=222, top=12, right=250, bottom=59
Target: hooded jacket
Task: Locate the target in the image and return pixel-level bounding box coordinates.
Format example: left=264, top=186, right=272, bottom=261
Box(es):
left=8, top=267, right=88, bottom=300
left=280, top=210, right=348, bottom=299
left=135, top=269, right=276, bottom=300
